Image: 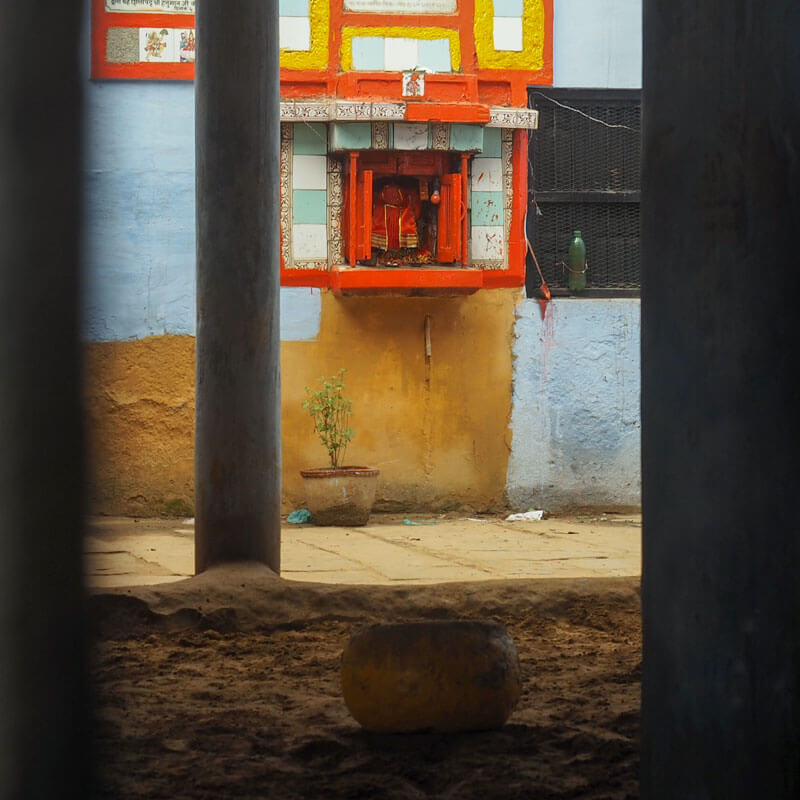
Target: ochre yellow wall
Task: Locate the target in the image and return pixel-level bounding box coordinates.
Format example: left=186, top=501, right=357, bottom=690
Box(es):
left=85, top=289, right=517, bottom=516
left=85, top=335, right=196, bottom=517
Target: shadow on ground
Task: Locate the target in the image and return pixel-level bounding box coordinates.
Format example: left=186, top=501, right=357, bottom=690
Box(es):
left=91, top=568, right=640, bottom=799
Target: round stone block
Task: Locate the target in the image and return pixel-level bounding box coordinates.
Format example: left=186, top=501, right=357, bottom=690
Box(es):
left=340, top=620, right=521, bottom=733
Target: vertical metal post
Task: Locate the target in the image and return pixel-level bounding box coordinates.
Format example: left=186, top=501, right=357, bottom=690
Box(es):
left=641, top=1, right=800, bottom=796
left=0, top=3, right=88, bottom=797
left=195, top=0, right=281, bottom=573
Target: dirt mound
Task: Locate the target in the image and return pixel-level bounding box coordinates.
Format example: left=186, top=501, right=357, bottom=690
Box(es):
left=91, top=568, right=641, bottom=799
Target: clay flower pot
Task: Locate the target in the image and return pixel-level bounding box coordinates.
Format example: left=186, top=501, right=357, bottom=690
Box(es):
left=300, top=466, right=379, bottom=526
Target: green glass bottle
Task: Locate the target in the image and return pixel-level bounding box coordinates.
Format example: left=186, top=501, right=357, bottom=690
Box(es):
left=567, top=230, right=587, bottom=292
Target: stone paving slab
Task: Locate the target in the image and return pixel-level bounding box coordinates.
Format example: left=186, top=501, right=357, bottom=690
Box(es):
left=85, top=512, right=641, bottom=588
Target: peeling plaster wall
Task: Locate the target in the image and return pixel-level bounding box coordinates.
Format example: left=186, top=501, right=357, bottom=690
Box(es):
left=85, top=291, right=517, bottom=516
left=507, top=299, right=641, bottom=510
left=506, top=1, right=642, bottom=509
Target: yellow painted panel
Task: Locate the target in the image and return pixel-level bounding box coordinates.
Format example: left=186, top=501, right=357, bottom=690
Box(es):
left=474, top=0, right=545, bottom=71
left=341, top=26, right=461, bottom=72
left=280, top=0, right=329, bottom=71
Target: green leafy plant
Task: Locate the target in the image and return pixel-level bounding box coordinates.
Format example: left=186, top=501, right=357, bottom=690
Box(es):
left=303, top=369, right=354, bottom=469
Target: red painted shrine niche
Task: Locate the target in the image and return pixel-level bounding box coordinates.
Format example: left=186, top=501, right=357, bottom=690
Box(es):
left=343, top=151, right=467, bottom=268
left=282, top=124, right=531, bottom=297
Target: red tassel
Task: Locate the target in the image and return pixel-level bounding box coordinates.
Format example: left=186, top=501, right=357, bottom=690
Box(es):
left=538, top=280, right=551, bottom=320
left=526, top=238, right=550, bottom=320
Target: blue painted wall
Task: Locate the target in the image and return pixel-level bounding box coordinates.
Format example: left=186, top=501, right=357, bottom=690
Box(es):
left=83, top=79, right=197, bottom=340
left=553, top=0, right=641, bottom=88
left=81, top=11, right=321, bottom=342
left=508, top=1, right=643, bottom=508
left=507, top=299, right=641, bottom=509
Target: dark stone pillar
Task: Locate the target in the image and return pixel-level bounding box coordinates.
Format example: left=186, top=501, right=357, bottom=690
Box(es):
left=641, top=2, right=800, bottom=797
left=0, top=3, right=88, bottom=798
left=195, top=0, right=281, bottom=573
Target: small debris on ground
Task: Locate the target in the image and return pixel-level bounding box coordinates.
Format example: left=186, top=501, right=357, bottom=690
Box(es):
left=505, top=510, right=548, bottom=521
left=287, top=509, right=312, bottom=524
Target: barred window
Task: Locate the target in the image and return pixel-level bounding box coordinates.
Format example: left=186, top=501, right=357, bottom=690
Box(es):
left=526, top=88, right=641, bottom=295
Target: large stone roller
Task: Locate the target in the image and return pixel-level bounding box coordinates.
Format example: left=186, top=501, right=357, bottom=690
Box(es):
left=340, top=620, right=521, bottom=733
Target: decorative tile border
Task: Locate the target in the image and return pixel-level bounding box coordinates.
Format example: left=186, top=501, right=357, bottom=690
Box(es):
left=487, top=107, right=539, bottom=129
left=280, top=101, right=332, bottom=122
left=372, top=121, right=390, bottom=150
left=500, top=127, right=513, bottom=270
left=327, top=158, right=344, bottom=266
left=334, top=101, right=374, bottom=121
left=279, top=124, right=293, bottom=268
left=293, top=259, right=329, bottom=270
left=279, top=101, right=407, bottom=122
left=370, top=103, right=407, bottom=121
left=280, top=102, right=537, bottom=128
left=431, top=122, right=450, bottom=150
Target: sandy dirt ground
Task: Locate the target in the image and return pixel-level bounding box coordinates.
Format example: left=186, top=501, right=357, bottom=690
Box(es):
left=90, top=566, right=641, bottom=799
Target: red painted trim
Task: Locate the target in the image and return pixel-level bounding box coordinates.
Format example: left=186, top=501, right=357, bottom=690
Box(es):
left=330, top=265, right=482, bottom=296
left=460, top=153, right=469, bottom=266
left=405, top=102, right=491, bottom=123
left=280, top=268, right=330, bottom=288
left=459, top=0, right=477, bottom=74
left=339, top=12, right=460, bottom=28
left=542, top=0, right=555, bottom=87
left=348, top=152, right=359, bottom=266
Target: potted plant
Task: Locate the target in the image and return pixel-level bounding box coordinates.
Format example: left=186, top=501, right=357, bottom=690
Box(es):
left=300, top=369, right=379, bottom=526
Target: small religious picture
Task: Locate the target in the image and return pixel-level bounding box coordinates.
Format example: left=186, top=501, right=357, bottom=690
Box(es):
left=140, top=28, right=174, bottom=62
left=402, top=69, right=425, bottom=98
left=178, top=29, right=196, bottom=62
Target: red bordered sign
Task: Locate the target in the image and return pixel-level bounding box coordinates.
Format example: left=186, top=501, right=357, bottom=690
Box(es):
left=91, top=0, right=196, bottom=80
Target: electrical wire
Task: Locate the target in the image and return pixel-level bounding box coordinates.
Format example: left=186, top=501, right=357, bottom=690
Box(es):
left=530, top=91, right=640, bottom=133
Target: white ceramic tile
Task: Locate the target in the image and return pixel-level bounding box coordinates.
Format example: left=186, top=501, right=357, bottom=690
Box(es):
left=493, top=17, right=523, bottom=52
left=292, top=154, right=327, bottom=190
left=292, top=224, right=328, bottom=259
left=139, top=27, right=176, bottom=63
left=471, top=226, right=505, bottom=260
left=471, top=157, right=503, bottom=191
left=384, top=37, right=418, bottom=72
left=393, top=123, right=429, bottom=150
left=280, top=16, right=311, bottom=51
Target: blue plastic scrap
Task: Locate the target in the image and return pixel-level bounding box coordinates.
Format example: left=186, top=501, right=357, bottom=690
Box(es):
left=287, top=509, right=312, bottom=524
left=402, top=518, right=437, bottom=526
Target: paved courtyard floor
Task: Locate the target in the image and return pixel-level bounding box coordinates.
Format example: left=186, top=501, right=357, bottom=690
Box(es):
left=85, top=511, right=641, bottom=588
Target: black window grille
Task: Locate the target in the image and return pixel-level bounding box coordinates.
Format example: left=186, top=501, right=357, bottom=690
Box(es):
left=526, top=88, right=641, bottom=295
